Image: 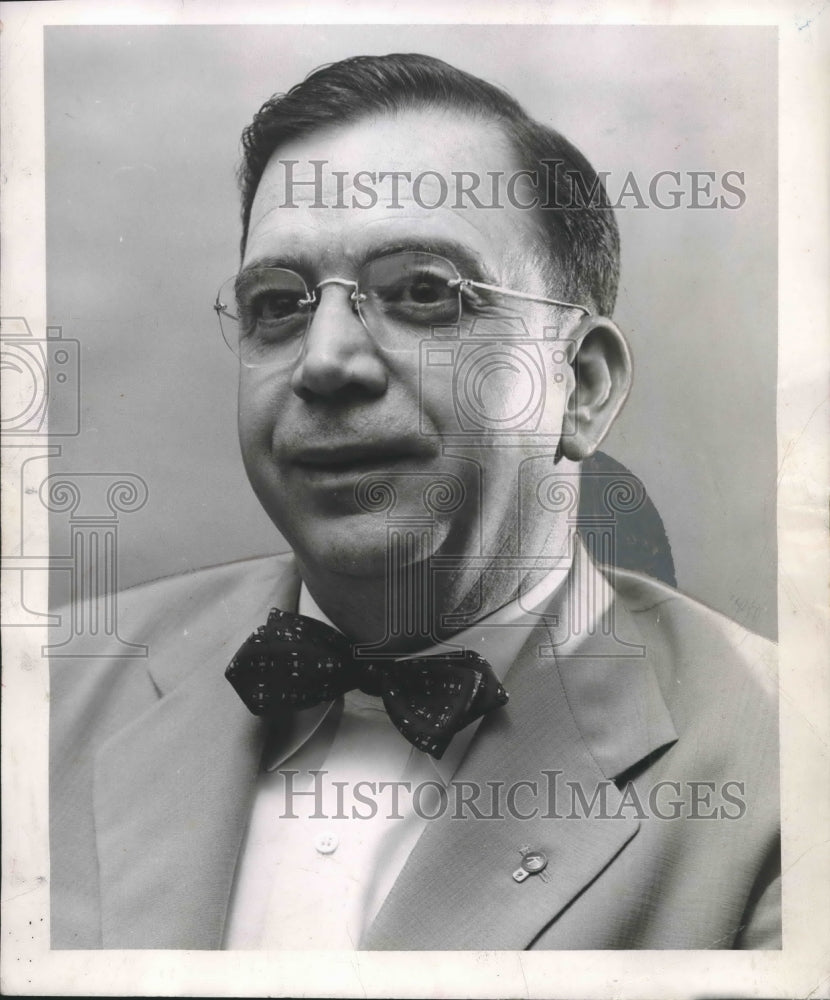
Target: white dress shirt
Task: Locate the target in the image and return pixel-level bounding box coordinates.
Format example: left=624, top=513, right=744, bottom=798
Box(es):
left=223, top=548, right=603, bottom=949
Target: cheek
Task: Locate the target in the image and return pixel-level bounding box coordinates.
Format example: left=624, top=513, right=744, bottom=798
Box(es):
left=417, top=372, right=456, bottom=433
left=419, top=342, right=569, bottom=438
left=237, top=373, right=282, bottom=455
left=538, top=380, right=569, bottom=434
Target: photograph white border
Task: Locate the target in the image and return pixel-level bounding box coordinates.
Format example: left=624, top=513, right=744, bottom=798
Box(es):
left=2, top=1, right=828, bottom=996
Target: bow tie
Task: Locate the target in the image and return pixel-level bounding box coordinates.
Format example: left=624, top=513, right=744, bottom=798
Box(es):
left=226, top=607, right=509, bottom=759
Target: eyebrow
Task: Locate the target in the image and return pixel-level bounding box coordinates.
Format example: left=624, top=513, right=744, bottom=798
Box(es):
left=240, top=238, right=498, bottom=284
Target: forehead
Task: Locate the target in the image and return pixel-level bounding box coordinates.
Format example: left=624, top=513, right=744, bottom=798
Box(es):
left=243, top=108, right=543, bottom=278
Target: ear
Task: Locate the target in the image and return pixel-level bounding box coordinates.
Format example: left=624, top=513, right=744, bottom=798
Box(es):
left=559, top=316, right=632, bottom=461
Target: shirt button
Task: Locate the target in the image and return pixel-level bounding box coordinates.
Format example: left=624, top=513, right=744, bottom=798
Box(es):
left=314, top=832, right=339, bottom=855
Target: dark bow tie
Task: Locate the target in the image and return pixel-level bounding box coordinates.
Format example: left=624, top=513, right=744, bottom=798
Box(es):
left=226, top=608, right=509, bottom=759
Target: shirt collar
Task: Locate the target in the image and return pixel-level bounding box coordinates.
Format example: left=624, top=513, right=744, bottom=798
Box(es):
left=264, top=536, right=676, bottom=785
left=295, top=547, right=576, bottom=785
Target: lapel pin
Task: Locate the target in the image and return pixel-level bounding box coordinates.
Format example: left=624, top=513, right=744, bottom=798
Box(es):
left=512, top=848, right=549, bottom=883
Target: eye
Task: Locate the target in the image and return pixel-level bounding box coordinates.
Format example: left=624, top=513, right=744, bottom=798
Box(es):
left=406, top=272, right=449, bottom=305
left=254, top=289, right=304, bottom=322
left=371, top=265, right=455, bottom=310
left=235, top=267, right=310, bottom=338
left=358, top=252, right=463, bottom=330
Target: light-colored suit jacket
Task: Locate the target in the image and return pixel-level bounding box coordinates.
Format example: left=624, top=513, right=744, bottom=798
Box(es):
left=50, top=547, right=780, bottom=950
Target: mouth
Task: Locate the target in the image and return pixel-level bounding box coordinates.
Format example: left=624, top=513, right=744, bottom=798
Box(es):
left=291, top=441, right=435, bottom=479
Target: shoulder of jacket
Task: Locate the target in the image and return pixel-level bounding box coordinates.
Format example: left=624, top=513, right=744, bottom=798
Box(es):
left=119, top=551, right=297, bottom=606
left=50, top=552, right=299, bottom=687
left=609, top=565, right=778, bottom=707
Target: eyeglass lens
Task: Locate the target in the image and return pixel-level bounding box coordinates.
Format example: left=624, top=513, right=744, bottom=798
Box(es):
left=216, top=251, right=463, bottom=368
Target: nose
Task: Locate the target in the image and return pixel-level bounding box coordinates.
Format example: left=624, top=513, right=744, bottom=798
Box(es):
left=289, top=282, right=388, bottom=400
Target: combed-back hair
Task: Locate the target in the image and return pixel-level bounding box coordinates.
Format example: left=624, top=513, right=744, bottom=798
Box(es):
left=238, top=53, right=620, bottom=315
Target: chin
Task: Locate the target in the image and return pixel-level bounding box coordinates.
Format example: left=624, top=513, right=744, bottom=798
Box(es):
left=292, top=513, right=448, bottom=579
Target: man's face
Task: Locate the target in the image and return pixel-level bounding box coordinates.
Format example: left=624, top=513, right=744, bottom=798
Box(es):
left=238, top=109, right=577, bottom=581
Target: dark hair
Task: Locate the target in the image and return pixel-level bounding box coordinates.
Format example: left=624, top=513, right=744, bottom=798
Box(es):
left=238, top=53, right=619, bottom=315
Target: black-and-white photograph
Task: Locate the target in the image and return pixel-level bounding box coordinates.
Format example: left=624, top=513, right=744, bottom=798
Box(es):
left=2, top=4, right=828, bottom=998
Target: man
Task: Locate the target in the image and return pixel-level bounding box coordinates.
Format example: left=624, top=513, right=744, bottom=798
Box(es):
left=50, top=53, right=779, bottom=950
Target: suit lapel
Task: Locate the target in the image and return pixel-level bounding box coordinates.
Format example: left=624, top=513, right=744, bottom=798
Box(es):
left=361, top=626, right=640, bottom=949
left=93, top=556, right=300, bottom=949
left=92, top=544, right=676, bottom=950
left=363, top=548, right=677, bottom=950
left=95, top=669, right=266, bottom=948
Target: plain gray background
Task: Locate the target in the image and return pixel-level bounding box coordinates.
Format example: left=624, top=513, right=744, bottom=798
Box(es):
left=45, top=24, right=777, bottom=638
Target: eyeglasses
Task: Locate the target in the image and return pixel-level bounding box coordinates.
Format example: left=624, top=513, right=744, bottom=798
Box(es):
left=214, top=250, right=591, bottom=369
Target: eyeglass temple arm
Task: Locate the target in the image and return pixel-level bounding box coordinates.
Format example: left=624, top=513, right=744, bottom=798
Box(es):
left=450, top=278, right=592, bottom=316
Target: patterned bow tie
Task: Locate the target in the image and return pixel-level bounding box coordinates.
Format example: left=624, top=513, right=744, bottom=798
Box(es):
left=226, top=608, right=509, bottom=759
